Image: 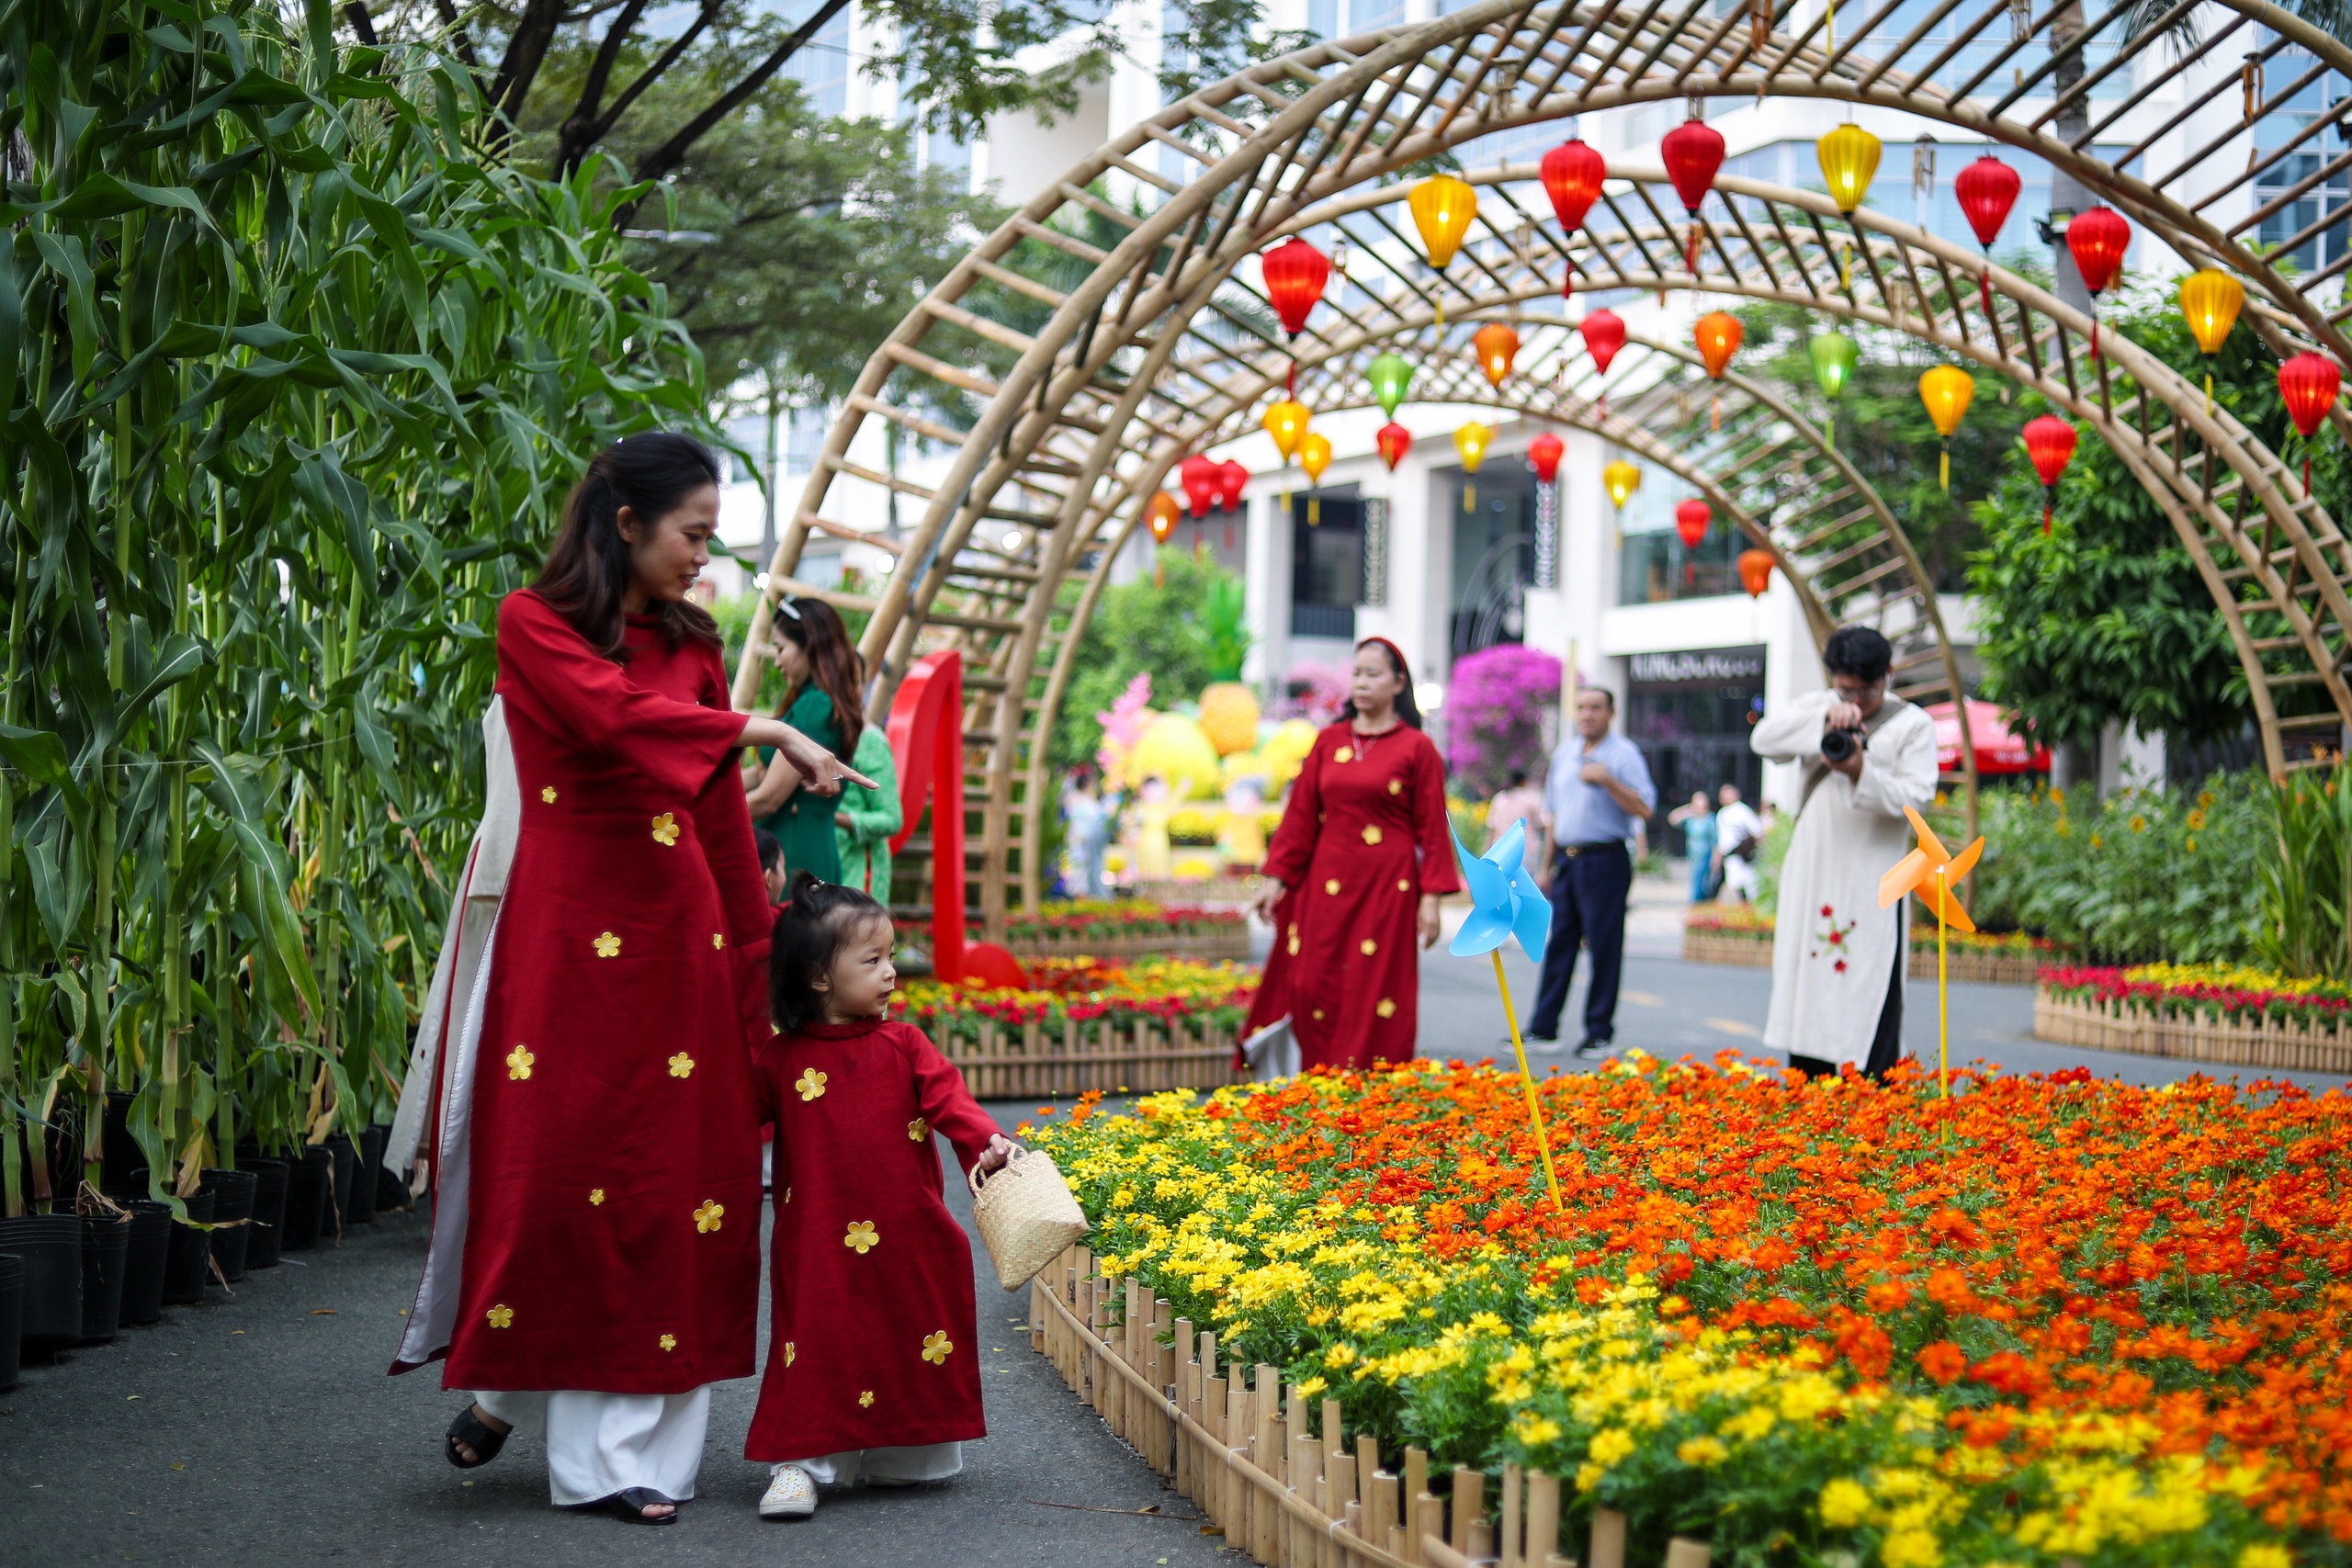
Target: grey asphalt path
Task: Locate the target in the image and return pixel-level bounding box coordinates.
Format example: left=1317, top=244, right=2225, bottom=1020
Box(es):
left=0, top=1101, right=1227, bottom=1568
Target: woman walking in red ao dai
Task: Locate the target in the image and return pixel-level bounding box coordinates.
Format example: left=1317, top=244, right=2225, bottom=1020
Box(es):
left=392, top=434, right=871, bottom=1526
left=749, top=873, right=1015, bottom=1519
left=1246, top=637, right=1461, bottom=1069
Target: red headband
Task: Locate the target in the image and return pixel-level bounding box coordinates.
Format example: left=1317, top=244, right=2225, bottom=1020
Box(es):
left=1356, top=636, right=1412, bottom=689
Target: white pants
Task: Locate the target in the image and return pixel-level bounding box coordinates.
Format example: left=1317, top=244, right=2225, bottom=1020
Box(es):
left=475, top=1387, right=711, bottom=1507
left=784, top=1442, right=963, bottom=1486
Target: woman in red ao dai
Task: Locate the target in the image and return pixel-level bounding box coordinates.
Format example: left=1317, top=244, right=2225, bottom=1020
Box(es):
left=1247, top=637, right=1462, bottom=1069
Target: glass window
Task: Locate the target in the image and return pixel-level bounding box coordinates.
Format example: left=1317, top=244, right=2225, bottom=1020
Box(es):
left=1446, top=459, right=1532, bottom=657
left=2253, top=37, right=2352, bottom=272
left=1291, top=493, right=1363, bottom=639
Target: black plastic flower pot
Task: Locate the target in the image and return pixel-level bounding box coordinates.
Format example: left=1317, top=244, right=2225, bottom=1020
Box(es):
left=241, top=1158, right=288, bottom=1270
left=0, top=1215, right=85, bottom=1351
left=371, top=1123, right=407, bottom=1213
left=78, top=1211, right=131, bottom=1345
left=117, top=1202, right=172, bottom=1326
left=279, top=1147, right=332, bottom=1252
left=0, top=1254, right=22, bottom=1390
left=322, top=1132, right=356, bottom=1244
left=343, top=1124, right=384, bottom=1226
left=160, top=1189, right=218, bottom=1306
left=101, top=1089, right=140, bottom=1192
left=200, top=1168, right=258, bottom=1283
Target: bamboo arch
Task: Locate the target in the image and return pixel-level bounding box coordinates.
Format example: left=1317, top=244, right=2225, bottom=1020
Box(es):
left=734, top=5, right=2352, bottom=927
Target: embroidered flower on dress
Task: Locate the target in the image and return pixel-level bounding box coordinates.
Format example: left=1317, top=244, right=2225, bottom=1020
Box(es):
left=858, top=1391, right=876, bottom=1408
left=505, top=1044, right=535, bottom=1080
left=908, top=1118, right=929, bottom=1143
left=1396, top=878, right=1409, bottom=891
left=1808, top=906, right=1859, bottom=970
left=1362, top=825, right=1383, bottom=845
left=711, top=931, right=725, bottom=950
left=1325, top=879, right=1340, bottom=895
left=784, top=1342, right=796, bottom=1366
left=659, top=1334, right=677, bottom=1352
left=1376, top=998, right=1396, bottom=1019
left=590, top=1189, right=605, bottom=1205
left=485, top=1304, right=514, bottom=1328
left=594, top=931, right=622, bottom=958
left=922, top=1330, right=954, bottom=1365
left=668, top=1053, right=695, bottom=1078
left=1388, top=778, right=1402, bottom=795
left=651, top=812, right=681, bottom=846
left=1360, top=939, right=1376, bottom=955
left=796, top=1067, right=828, bottom=1101
left=540, top=786, right=558, bottom=804
left=1335, top=747, right=1353, bottom=763
left=694, top=1201, right=725, bottom=1234
left=843, top=1221, right=879, bottom=1254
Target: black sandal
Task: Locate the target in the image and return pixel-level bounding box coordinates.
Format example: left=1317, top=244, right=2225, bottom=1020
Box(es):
left=445, top=1403, right=508, bottom=1469
left=603, top=1488, right=680, bottom=1525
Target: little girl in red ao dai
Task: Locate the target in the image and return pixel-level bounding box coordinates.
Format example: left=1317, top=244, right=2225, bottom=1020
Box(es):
left=748, top=872, right=1012, bottom=1518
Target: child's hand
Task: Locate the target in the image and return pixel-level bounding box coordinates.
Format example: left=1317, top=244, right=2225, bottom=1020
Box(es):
left=976, top=1134, right=1017, bottom=1176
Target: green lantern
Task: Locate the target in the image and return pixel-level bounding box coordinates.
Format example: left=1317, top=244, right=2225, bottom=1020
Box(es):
left=1809, top=332, right=1858, bottom=448
left=1367, top=351, right=1414, bottom=419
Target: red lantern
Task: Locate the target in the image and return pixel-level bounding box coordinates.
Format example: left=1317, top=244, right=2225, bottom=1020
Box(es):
left=1675, top=498, right=1712, bottom=549
left=1376, top=422, right=1414, bottom=471
left=1526, top=430, right=1565, bottom=484
left=1953, top=155, right=2019, bottom=318
left=2020, top=414, right=2077, bottom=535
left=1660, top=117, right=1726, bottom=276
left=1542, top=139, right=1607, bottom=298
left=2065, top=206, right=2130, bottom=358
left=1180, top=454, right=1219, bottom=519
left=2278, top=351, right=2343, bottom=494
left=1581, top=309, right=1627, bottom=375
left=1737, top=547, right=1773, bottom=599
left=1145, top=491, right=1182, bottom=544
left=1215, top=459, right=1249, bottom=511
left=1261, top=238, right=1330, bottom=340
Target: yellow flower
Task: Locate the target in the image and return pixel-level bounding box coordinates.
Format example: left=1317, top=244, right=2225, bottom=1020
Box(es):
left=1515, top=1415, right=1564, bottom=1445
left=485, top=1303, right=514, bottom=1328
left=922, top=1330, right=954, bottom=1364
left=2187, top=837, right=2198, bottom=852
left=784, top=1341, right=796, bottom=1366
left=858, top=1390, right=875, bottom=1408
left=594, top=931, right=622, bottom=958
left=589, top=1189, right=605, bottom=1205
left=540, top=785, right=557, bottom=804
left=2239, top=1545, right=2292, bottom=1568
left=1882, top=1529, right=1942, bottom=1568
left=1359, top=938, right=1377, bottom=955
left=2090, top=832, right=2103, bottom=849
left=669, top=1053, right=695, bottom=1078
left=1722, top=1405, right=1777, bottom=1441
left=2056, top=818, right=2073, bottom=837
left=908, top=1117, right=929, bottom=1142
left=844, top=1221, right=879, bottom=1254
left=711, top=931, right=725, bottom=950
left=659, top=1333, right=677, bottom=1352
left=694, top=1200, right=725, bottom=1234
left=505, top=1043, right=535, bottom=1080
left=1588, top=1428, right=1635, bottom=1466
left=650, top=812, right=681, bottom=847
left=2187, top=809, right=2207, bottom=829
left=797, top=1067, right=828, bottom=1101
left=1362, top=825, right=1383, bottom=845
left=1677, top=1436, right=1729, bottom=1466
left=2129, top=814, right=2146, bottom=832
left=1819, top=1477, right=1870, bottom=1528
left=2199, top=790, right=2215, bottom=807
left=1376, top=998, right=1396, bottom=1018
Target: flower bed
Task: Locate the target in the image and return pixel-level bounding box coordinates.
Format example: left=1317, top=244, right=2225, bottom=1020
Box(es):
left=1680, top=910, right=2065, bottom=986
left=1024, top=1055, right=2352, bottom=1567
left=962, top=900, right=1252, bottom=962
left=2036, top=964, right=2352, bottom=1076
left=896, top=958, right=1256, bottom=1099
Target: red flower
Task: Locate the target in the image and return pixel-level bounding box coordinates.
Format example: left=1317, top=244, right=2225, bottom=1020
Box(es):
left=1821, top=904, right=1835, bottom=917
left=1834, top=959, right=1848, bottom=973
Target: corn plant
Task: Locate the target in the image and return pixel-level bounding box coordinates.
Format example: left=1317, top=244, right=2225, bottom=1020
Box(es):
left=0, top=2, right=709, bottom=1215
left=2257, top=762, right=2352, bottom=981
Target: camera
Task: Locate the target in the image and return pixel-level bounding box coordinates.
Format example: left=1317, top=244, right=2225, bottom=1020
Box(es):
left=1820, top=726, right=1867, bottom=762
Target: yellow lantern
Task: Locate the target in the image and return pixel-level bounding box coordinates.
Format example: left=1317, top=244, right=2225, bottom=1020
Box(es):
left=1917, top=365, right=1975, bottom=491
left=1410, top=174, right=1476, bottom=326
left=1815, top=123, right=1882, bottom=216
left=1262, top=397, right=1310, bottom=462
left=1454, top=421, right=1492, bottom=511
left=1298, top=430, right=1333, bottom=524
left=1603, top=458, right=1641, bottom=511
left=2179, top=268, right=2245, bottom=414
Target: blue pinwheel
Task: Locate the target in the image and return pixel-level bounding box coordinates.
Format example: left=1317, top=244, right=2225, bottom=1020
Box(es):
left=1448, top=821, right=1566, bottom=1213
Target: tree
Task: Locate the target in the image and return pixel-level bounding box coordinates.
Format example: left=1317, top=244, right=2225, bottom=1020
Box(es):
left=351, top=0, right=1276, bottom=192
left=1053, top=550, right=1238, bottom=775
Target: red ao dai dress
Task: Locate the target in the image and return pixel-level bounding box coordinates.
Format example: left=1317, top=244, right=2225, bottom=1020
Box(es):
left=1244, top=722, right=1462, bottom=1069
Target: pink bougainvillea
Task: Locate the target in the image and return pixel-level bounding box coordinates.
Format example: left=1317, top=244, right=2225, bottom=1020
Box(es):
left=1443, top=644, right=1562, bottom=794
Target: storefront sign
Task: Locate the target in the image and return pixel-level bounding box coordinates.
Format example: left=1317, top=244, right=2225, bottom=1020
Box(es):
left=1629, top=646, right=1766, bottom=685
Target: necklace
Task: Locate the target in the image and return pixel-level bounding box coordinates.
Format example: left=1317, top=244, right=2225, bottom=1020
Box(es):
left=1349, top=718, right=1399, bottom=761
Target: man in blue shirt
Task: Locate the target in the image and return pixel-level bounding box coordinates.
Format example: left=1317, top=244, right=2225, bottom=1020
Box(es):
left=1523, top=686, right=1657, bottom=1056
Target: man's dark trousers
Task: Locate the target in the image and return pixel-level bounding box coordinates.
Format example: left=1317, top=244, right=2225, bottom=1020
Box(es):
left=1525, top=841, right=1633, bottom=1043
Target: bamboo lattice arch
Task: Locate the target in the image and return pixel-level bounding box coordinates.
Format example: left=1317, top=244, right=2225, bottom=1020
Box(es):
left=732, top=2, right=2352, bottom=928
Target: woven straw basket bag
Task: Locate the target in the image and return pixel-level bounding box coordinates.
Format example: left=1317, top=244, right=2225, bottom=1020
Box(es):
left=968, top=1147, right=1091, bottom=1290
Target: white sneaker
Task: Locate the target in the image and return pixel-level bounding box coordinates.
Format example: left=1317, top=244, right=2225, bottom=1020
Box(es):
left=760, top=1463, right=818, bottom=1518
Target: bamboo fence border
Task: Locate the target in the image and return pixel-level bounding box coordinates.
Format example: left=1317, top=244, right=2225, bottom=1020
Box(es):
left=1025, top=1244, right=1714, bottom=1568
left=932, top=1016, right=1245, bottom=1099
left=1001, top=929, right=1253, bottom=963
left=1680, top=931, right=2048, bottom=987
left=2033, top=991, right=2352, bottom=1076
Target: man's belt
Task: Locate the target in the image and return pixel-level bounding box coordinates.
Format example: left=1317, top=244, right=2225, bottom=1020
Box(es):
left=1557, top=840, right=1627, bottom=858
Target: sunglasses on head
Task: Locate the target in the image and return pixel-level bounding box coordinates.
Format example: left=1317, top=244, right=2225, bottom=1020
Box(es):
left=776, top=595, right=802, bottom=622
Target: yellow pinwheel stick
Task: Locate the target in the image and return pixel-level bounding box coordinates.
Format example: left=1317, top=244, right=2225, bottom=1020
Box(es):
left=1877, top=806, right=1984, bottom=931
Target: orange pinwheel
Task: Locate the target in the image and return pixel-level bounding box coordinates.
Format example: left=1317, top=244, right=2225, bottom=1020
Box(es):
left=1878, top=806, right=1983, bottom=931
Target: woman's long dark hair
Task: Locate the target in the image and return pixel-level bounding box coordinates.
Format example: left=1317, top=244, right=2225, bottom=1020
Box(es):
left=1340, top=636, right=1423, bottom=730
left=535, top=433, right=724, bottom=662
left=774, top=596, right=865, bottom=754
left=769, top=871, right=892, bottom=1032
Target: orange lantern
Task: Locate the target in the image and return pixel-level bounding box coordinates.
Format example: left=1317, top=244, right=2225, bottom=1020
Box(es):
left=1694, top=311, right=1743, bottom=430
left=1145, top=491, right=1182, bottom=545
left=1737, top=547, right=1774, bottom=599
left=1473, top=321, right=1520, bottom=388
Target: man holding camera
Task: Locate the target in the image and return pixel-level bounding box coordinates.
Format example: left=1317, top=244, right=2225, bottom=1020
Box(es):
left=1750, top=627, right=1939, bottom=1078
